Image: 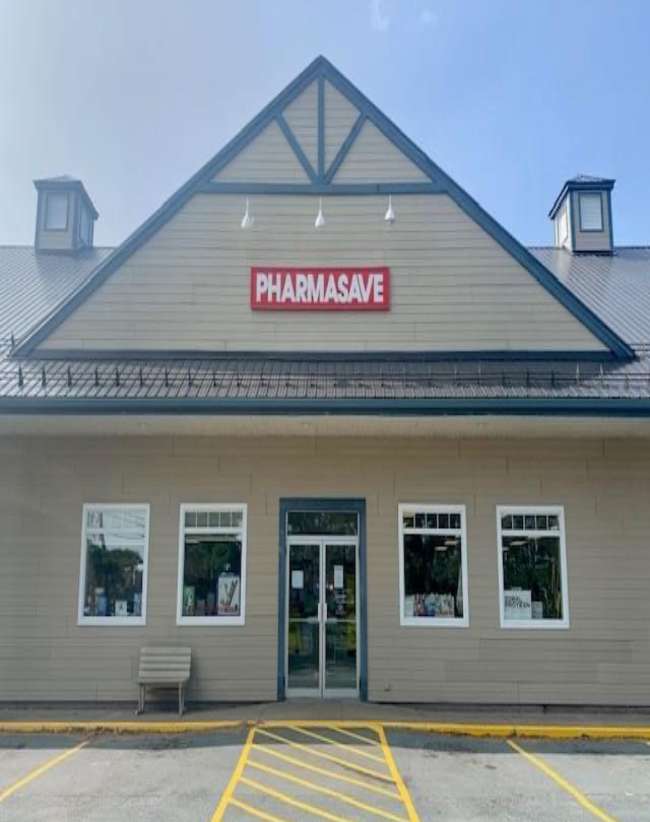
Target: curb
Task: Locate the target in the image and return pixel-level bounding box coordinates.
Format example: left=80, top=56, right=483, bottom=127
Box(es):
left=0, top=720, right=242, bottom=735
left=0, top=719, right=649, bottom=739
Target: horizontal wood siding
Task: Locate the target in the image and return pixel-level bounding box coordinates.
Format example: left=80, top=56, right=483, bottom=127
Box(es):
left=213, top=121, right=309, bottom=183
left=283, top=81, right=318, bottom=170
left=332, top=121, right=429, bottom=183
left=40, top=194, right=605, bottom=352
left=324, top=80, right=359, bottom=170
left=1, top=435, right=649, bottom=704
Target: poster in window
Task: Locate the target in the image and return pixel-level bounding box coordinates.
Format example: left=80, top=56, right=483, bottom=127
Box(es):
left=218, top=573, right=241, bottom=616
left=291, top=570, right=304, bottom=589
left=334, top=565, right=344, bottom=589
left=504, top=589, right=532, bottom=620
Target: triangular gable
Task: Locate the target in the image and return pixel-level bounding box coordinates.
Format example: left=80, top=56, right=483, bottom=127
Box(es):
left=324, top=80, right=359, bottom=170
left=283, top=80, right=318, bottom=172
left=331, top=120, right=428, bottom=183
left=14, top=55, right=633, bottom=359
left=213, top=120, right=310, bottom=183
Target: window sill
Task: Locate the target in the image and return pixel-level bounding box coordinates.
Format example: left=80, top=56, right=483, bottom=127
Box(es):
left=500, top=620, right=570, bottom=630
left=400, top=617, right=469, bottom=628
left=176, top=616, right=245, bottom=627
left=78, top=617, right=146, bottom=627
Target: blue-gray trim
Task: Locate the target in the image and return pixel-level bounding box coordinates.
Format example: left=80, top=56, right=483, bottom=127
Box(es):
left=317, top=75, right=325, bottom=179
left=3, top=396, right=650, bottom=417
left=199, top=181, right=443, bottom=195
left=324, top=113, right=366, bottom=183
left=549, top=178, right=614, bottom=219
left=26, top=348, right=620, bottom=363
left=275, top=113, right=318, bottom=183
left=577, top=191, right=605, bottom=233
left=277, top=497, right=367, bottom=701
left=15, top=56, right=633, bottom=360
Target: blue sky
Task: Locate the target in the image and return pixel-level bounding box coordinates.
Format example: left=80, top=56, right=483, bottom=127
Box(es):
left=1, top=0, right=648, bottom=247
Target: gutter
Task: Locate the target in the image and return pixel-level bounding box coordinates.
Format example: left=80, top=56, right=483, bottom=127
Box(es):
left=2, top=397, right=650, bottom=417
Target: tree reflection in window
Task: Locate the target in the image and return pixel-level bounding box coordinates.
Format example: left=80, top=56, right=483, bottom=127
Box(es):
left=82, top=506, right=148, bottom=619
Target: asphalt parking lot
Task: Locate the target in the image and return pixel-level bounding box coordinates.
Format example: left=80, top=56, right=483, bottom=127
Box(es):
left=0, top=725, right=649, bottom=821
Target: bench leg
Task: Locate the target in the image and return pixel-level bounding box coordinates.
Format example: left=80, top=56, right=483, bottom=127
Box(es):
left=137, top=684, right=145, bottom=715
left=178, top=683, right=184, bottom=716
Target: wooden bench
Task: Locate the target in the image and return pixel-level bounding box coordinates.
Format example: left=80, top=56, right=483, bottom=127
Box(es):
left=137, top=646, right=191, bottom=716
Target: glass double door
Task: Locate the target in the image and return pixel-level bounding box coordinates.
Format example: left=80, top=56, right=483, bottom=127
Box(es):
left=287, top=538, right=358, bottom=697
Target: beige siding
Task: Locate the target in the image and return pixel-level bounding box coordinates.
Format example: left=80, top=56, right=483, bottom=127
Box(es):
left=571, top=190, right=612, bottom=253
left=40, top=193, right=606, bottom=352
left=2, top=434, right=650, bottom=704
left=283, top=81, right=318, bottom=171
left=333, top=121, right=429, bottom=183
left=213, top=121, right=309, bottom=183
left=324, top=81, right=359, bottom=170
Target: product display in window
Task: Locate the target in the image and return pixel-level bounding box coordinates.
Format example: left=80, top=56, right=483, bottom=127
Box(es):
left=401, top=509, right=466, bottom=622
left=500, top=510, right=565, bottom=624
left=181, top=533, right=242, bottom=618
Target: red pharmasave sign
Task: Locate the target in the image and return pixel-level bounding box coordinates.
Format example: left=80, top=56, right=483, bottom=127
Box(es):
left=250, top=267, right=390, bottom=311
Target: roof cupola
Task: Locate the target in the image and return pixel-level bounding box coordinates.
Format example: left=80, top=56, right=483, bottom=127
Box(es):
left=549, top=175, right=614, bottom=254
left=34, top=175, right=98, bottom=253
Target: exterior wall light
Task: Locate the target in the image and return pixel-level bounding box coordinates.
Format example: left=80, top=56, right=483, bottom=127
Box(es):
left=241, top=198, right=254, bottom=229
left=314, top=197, right=326, bottom=229
left=384, top=195, right=396, bottom=223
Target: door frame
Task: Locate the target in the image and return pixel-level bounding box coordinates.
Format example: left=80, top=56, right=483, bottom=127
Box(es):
left=285, top=535, right=360, bottom=699
left=278, top=498, right=367, bottom=701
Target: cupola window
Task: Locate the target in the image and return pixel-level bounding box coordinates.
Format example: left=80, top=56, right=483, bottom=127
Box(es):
left=579, top=192, right=603, bottom=231
left=44, top=192, right=69, bottom=230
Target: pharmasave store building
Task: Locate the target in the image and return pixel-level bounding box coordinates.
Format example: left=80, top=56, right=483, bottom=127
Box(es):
left=2, top=56, right=650, bottom=706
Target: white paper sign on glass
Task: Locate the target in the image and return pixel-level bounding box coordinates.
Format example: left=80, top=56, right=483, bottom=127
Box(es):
left=291, top=570, right=304, bottom=590
left=334, top=565, right=344, bottom=589
left=504, top=589, right=532, bottom=620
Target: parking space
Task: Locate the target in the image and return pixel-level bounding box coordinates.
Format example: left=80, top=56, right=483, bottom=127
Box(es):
left=0, top=724, right=649, bottom=821
left=0, top=729, right=246, bottom=821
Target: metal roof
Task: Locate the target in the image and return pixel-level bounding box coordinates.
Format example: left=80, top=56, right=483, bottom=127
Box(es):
left=530, top=247, right=650, bottom=345
left=0, top=246, right=112, bottom=343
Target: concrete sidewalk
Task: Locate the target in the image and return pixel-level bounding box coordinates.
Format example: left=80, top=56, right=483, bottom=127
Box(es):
left=1, top=700, right=650, bottom=734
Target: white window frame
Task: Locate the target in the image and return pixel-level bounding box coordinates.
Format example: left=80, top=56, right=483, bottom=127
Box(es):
left=496, top=505, right=570, bottom=630
left=558, top=206, right=568, bottom=246
left=578, top=192, right=603, bottom=232
left=78, top=503, right=150, bottom=627
left=44, top=191, right=69, bottom=231
left=177, top=503, right=247, bottom=627
left=398, top=503, right=469, bottom=628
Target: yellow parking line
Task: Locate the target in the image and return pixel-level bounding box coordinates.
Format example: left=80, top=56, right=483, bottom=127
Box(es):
left=241, top=775, right=354, bottom=822
left=251, top=743, right=402, bottom=800
left=507, top=740, right=617, bottom=822
left=211, top=726, right=254, bottom=821
left=254, top=727, right=395, bottom=782
left=326, top=724, right=383, bottom=747
left=378, top=727, right=421, bottom=822
left=247, top=759, right=408, bottom=822
left=290, top=725, right=388, bottom=764
left=0, top=738, right=89, bottom=804
left=229, top=797, right=290, bottom=822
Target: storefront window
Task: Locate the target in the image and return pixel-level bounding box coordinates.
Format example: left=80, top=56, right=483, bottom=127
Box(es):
left=78, top=504, right=149, bottom=625
left=497, top=506, right=569, bottom=629
left=177, top=504, right=247, bottom=625
left=398, top=505, right=469, bottom=627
